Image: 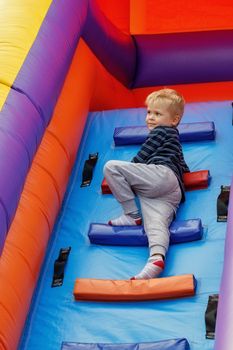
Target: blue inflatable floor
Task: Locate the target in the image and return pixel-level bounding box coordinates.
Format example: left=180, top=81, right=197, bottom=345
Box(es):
left=19, top=101, right=233, bottom=350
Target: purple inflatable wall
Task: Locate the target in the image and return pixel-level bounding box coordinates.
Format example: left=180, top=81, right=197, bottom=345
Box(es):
left=0, top=0, right=87, bottom=253
left=214, top=177, right=233, bottom=350
left=82, top=0, right=136, bottom=87
left=132, top=30, right=233, bottom=87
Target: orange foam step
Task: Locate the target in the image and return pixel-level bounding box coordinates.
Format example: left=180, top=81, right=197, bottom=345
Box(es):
left=73, top=274, right=196, bottom=301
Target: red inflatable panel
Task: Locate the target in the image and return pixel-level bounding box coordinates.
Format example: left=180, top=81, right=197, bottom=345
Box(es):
left=73, top=274, right=196, bottom=301
left=101, top=170, right=210, bottom=194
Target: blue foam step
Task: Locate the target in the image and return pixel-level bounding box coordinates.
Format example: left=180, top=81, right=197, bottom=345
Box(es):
left=114, top=122, right=215, bottom=145
left=62, top=338, right=190, bottom=350
left=88, top=219, right=203, bottom=246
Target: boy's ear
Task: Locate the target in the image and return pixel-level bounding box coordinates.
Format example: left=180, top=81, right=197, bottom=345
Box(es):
left=172, top=114, right=181, bottom=126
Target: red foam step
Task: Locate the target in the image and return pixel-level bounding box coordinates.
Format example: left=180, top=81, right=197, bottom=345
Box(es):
left=101, top=170, right=210, bottom=194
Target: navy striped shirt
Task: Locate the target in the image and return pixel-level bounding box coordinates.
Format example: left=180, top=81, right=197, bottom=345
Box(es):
left=132, top=126, right=189, bottom=201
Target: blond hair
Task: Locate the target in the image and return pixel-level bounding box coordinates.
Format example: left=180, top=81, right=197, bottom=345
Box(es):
left=145, top=88, right=185, bottom=118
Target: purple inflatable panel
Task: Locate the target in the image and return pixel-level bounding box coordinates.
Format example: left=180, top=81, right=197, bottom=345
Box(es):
left=1, top=89, right=45, bottom=161
left=0, top=130, right=29, bottom=252
left=0, top=205, right=8, bottom=255
left=83, top=0, right=136, bottom=87
left=214, top=177, right=233, bottom=350
left=133, top=30, right=233, bottom=87
left=0, top=0, right=87, bottom=253
left=12, top=0, right=87, bottom=126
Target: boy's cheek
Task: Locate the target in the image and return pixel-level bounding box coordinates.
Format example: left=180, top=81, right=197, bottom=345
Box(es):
left=146, top=119, right=156, bottom=127
left=147, top=123, right=156, bottom=130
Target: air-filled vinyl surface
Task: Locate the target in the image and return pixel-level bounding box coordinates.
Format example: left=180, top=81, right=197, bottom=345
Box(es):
left=19, top=101, right=232, bottom=350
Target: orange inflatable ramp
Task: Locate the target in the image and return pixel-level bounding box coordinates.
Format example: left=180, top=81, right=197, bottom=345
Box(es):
left=73, top=274, right=196, bottom=301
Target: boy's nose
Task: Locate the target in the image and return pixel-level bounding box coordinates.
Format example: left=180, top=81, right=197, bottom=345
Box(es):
left=147, top=115, right=155, bottom=121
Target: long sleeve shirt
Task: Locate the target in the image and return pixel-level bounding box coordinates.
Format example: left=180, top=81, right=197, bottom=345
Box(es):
left=132, top=126, right=190, bottom=201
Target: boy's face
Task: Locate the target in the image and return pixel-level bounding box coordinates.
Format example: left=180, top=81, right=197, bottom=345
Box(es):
left=146, top=101, right=180, bottom=130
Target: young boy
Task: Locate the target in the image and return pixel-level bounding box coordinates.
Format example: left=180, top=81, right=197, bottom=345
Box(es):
left=104, top=88, right=189, bottom=280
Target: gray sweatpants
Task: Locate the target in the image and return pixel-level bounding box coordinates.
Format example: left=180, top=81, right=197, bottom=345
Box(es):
left=104, top=160, right=182, bottom=257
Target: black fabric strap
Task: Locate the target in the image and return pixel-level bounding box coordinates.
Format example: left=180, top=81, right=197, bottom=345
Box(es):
left=217, top=185, right=230, bottom=222
left=205, top=294, right=218, bottom=339
left=81, top=153, right=98, bottom=187
left=52, top=247, right=71, bottom=287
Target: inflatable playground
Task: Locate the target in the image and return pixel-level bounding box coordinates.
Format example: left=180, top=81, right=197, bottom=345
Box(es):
left=1, top=0, right=233, bottom=349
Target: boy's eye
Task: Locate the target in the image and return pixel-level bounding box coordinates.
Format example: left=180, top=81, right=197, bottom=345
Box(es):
left=147, top=110, right=151, bottom=114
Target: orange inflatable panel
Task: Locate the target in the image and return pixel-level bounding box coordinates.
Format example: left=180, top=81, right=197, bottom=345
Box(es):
left=73, top=274, right=196, bottom=301
left=101, top=170, right=210, bottom=194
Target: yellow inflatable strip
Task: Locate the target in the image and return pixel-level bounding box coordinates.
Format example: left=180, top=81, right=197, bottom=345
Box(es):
left=0, top=0, right=53, bottom=111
